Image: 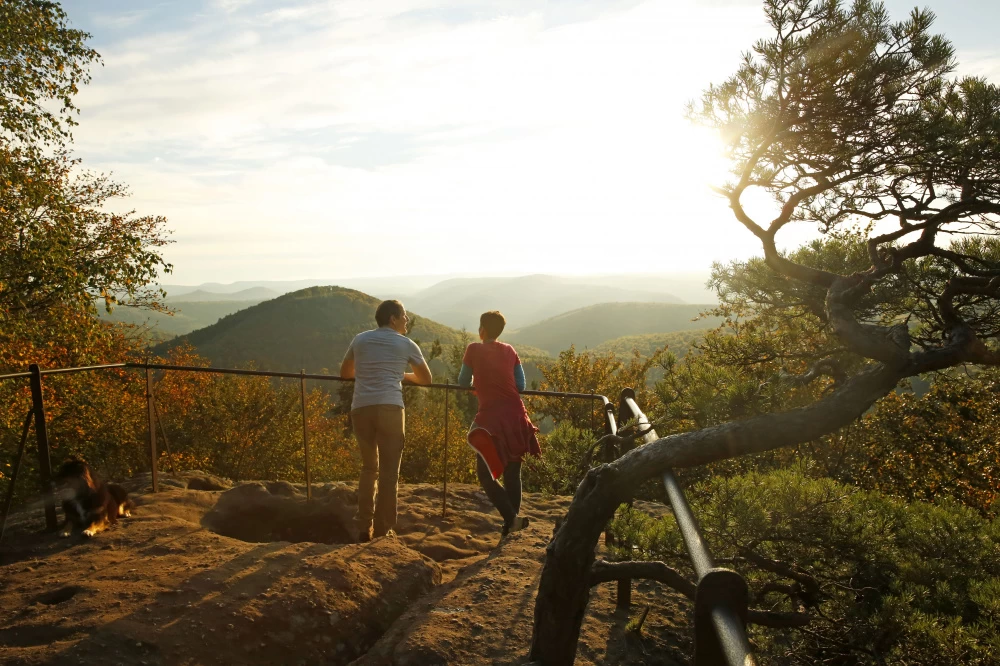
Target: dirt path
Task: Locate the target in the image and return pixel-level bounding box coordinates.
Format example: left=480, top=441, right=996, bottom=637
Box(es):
left=1, top=476, right=692, bottom=665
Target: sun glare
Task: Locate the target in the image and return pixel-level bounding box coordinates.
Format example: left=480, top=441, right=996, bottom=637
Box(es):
left=670, top=124, right=733, bottom=195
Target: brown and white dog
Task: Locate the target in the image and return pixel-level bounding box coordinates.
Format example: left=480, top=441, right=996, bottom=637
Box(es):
left=54, top=456, right=133, bottom=538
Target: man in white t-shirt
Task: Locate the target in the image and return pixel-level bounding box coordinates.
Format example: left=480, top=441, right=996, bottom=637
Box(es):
left=340, top=300, right=432, bottom=542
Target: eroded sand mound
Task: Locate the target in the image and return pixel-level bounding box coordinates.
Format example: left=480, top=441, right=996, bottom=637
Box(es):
left=1, top=475, right=692, bottom=665
left=356, top=521, right=690, bottom=666
left=1, top=481, right=437, bottom=665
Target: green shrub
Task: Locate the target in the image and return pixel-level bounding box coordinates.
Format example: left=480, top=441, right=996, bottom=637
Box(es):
left=608, top=467, right=1000, bottom=665
left=522, top=422, right=596, bottom=495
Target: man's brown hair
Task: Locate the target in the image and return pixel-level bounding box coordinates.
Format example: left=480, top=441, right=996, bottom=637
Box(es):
left=480, top=310, right=506, bottom=339
left=376, top=300, right=405, bottom=327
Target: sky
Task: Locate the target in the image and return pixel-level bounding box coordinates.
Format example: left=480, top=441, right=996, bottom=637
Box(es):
left=59, top=0, right=1000, bottom=285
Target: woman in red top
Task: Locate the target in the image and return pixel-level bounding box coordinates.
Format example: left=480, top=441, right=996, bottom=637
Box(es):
left=458, top=311, right=541, bottom=537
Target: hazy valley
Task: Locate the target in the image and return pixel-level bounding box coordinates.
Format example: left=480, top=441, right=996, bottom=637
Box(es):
left=111, top=273, right=720, bottom=376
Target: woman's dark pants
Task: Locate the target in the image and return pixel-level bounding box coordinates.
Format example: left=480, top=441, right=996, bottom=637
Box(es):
left=476, top=456, right=522, bottom=530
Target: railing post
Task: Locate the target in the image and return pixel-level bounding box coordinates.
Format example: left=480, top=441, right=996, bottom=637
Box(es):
left=613, top=389, right=639, bottom=611
left=1, top=410, right=35, bottom=544
left=145, top=365, right=159, bottom=493
left=442, top=380, right=449, bottom=518
left=300, top=370, right=312, bottom=500
left=595, top=396, right=631, bottom=610
left=620, top=388, right=755, bottom=666
left=28, top=364, right=57, bottom=531
left=602, top=400, right=617, bottom=560
left=602, top=401, right=617, bottom=460
left=695, top=570, right=750, bottom=666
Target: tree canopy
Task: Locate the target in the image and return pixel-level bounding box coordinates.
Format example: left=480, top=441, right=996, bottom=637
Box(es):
left=0, top=1, right=170, bottom=334
left=0, top=0, right=99, bottom=148
left=531, top=2, right=1000, bottom=663
left=694, top=0, right=1000, bottom=375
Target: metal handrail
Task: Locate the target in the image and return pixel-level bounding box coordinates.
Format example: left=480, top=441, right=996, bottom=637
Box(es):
left=125, top=362, right=606, bottom=399
left=0, top=363, right=128, bottom=381
left=1, top=359, right=609, bottom=533
left=618, top=389, right=755, bottom=666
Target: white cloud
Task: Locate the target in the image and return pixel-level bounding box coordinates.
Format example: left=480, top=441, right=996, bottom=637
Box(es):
left=68, top=0, right=999, bottom=284
left=212, top=0, right=254, bottom=13
left=958, top=50, right=1000, bottom=81
left=91, top=10, right=150, bottom=30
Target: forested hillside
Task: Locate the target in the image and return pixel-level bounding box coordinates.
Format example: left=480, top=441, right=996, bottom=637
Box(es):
left=166, top=287, right=279, bottom=302
left=506, top=302, right=720, bottom=355
left=154, top=286, right=467, bottom=372
left=406, top=274, right=685, bottom=330
left=590, top=329, right=710, bottom=358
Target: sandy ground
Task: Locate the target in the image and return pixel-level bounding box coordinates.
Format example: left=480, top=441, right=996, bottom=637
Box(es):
left=0, top=474, right=692, bottom=665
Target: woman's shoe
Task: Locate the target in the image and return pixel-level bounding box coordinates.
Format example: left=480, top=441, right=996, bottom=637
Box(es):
left=501, top=515, right=530, bottom=539
left=509, top=516, right=530, bottom=533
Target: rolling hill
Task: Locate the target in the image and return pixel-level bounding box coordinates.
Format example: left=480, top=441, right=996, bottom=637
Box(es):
left=505, top=302, right=722, bottom=356
left=405, top=274, right=685, bottom=331
left=589, top=329, right=712, bottom=359
left=97, top=298, right=268, bottom=340
left=169, top=287, right=280, bottom=302
left=153, top=286, right=468, bottom=374
left=158, top=275, right=450, bottom=300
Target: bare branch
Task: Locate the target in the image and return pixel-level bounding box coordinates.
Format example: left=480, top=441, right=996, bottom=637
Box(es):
left=746, top=609, right=812, bottom=628
left=739, top=549, right=821, bottom=600
left=590, top=560, right=813, bottom=629
left=589, top=560, right=695, bottom=598
left=779, top=356, right=846, bottom=387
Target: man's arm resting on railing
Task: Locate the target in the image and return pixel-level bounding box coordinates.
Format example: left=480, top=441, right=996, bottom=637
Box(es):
left=405, top=360, right=433, bottom=386
left=340, top=348, right=355, bottom=379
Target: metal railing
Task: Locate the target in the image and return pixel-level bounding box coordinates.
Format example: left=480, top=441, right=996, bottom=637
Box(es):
left=1, top=363, right=754, bottom=664
left=604, top=388, right=754, bottom=666
left=0, top=360, right=607, bottom=540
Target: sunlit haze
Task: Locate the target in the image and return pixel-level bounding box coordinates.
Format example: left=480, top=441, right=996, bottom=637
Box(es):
left=62, top=0, right=1000, bottom=285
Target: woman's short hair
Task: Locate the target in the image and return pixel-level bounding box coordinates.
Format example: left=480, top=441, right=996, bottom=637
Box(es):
left=376, top=300, right=405, bottom=327
left=480, top=310, right=506, bottom=339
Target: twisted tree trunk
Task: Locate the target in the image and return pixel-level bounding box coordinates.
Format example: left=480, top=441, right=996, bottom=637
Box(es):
left=529, top=362, right=904, bottom=665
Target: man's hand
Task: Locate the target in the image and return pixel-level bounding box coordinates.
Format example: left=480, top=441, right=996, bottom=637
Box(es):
left=404, top=360, right=432, bottom=386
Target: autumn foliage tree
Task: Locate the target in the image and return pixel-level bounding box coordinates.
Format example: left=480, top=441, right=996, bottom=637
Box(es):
left=531, top=2, right=1000, bottom=663
left=0, top=1, right=170, bottom=499
left=530, top=345, right=665, bottom=428
left=842, top=369, right=1000, bottom=515
left=0, top=0, right=171, bottom=330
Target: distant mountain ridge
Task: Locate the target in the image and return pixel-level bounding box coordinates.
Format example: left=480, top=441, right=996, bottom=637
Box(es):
left=98, top=298, right=268, bottom=340
left=157, top=273, right=716, bottom=331
left=505, top=302, right=722, bottom=356
left=158, top=275, right=454, bottom=299
left=168, top=287, right=279, bottom=302
left=405, top=274, right=692, bottom=331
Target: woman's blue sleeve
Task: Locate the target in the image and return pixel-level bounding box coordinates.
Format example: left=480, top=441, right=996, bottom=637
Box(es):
left=514, top=364, right=526, bottom=392
left=458, top=363, right=473, bottom=388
